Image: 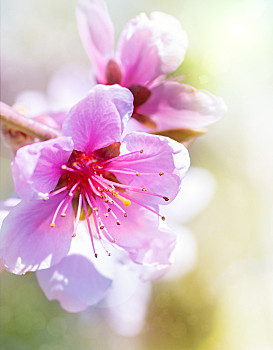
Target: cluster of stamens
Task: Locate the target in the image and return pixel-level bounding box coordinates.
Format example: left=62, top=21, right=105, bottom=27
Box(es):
left=43, top=149, right=169, bottom=258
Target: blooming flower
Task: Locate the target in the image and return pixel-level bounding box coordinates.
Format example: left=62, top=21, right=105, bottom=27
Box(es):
left=77, top=0, right=226, bottom=134
left=0, top=167, right=213, bottom=328
left=0, top=84, right=190, bottom=276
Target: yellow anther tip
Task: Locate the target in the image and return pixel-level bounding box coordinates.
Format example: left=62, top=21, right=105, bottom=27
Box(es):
left=140, top=150, right=143, bottom=153
left=43, top=197, right=49, bottom=201
left=61, top=165, right=67, bottom=170
left=161, top=216, right=166, bottom=221
left=113, top=239, right=117, bottom=243
left=50, top=223, right=55, bottom=227
left=124, top=199, right=131, bottom=207
left=69, top=193, right=73, bottom=197
left=61, top=213, right=66, bottom=217
left=142, top=188, right=147, bottom=191
left=72, top=233, right=76, bottom=237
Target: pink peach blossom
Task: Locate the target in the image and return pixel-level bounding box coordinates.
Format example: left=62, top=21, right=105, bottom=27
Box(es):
left=77, top=0, right=226, bottom=132
left=0, top=84, right=190, bottom=276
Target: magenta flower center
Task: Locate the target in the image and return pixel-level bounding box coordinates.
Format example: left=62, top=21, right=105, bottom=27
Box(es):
left=44, top=149, right=169, bottom=257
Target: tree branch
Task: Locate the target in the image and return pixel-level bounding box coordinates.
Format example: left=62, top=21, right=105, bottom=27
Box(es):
left=0, top=102, right=60, bottom=140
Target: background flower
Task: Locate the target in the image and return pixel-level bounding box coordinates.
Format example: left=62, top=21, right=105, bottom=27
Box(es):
left=76, top=0, right=226, bottom=135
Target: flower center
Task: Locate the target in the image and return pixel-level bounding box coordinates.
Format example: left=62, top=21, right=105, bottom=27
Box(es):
left=44, top=149, right=169, bottom=257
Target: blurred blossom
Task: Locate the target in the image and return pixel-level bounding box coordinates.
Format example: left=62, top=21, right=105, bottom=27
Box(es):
left=77, top=0, right=226, bottom=135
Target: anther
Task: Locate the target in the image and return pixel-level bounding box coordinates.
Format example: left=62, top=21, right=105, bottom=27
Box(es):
left=163, top=197, right=169, bottom=201
left=140, top=150, right=143, bottom=153
left=61, top=213, right=66, bottom=217
left=72, top=162, right=78, bottom=167
left=124, top=213, right=127, bottom=217
left=50, top=223, right=55, bottom=228
left=108, top=208, right=111, bottom=212
left=142, top=188, right=147, bottom=191
left=95, top=253, right=98, bottom=258
left=136, top=173, right=140, bottom=176
left=43, top=197, right=49, bottom=201
left=69, top=192, right=73, bottom=197
left=117, top=221, right=121, bottom=225
left=113, top=238, right=117, bottom=243
left=61, top=165, right=67, bottom=170
left=72, top=233, right=76, bottom=237
left=161, top=216, right=166, bottom=221
left=159, top=172, right=164, bottom=176
left=100, top=226, right=104, bottom=230
left=105, top=213, right=109, bottom=217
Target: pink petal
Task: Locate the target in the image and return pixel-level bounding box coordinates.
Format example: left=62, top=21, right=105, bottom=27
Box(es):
left=36, top=254, right=112, bottom=313
left=116, top=12, right=188, bottom=86
left=12, top=137, right=74, bottom=200
left=62, top=85, right=133, bottom=155
left=77, top=0, right=114, bottom=83
left=138, top=81, right=227, bottom=130
left=98, top=202, right=176, bottom=267
left=106, top=132, right=190, bottom=206
left=0, top=194, right=74, bottom=274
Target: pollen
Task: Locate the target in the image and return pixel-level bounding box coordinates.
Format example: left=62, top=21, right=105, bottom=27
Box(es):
left=114, top=193, right=131, bottom=206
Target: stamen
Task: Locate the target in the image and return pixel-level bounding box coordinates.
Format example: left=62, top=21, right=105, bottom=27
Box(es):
left=50, top=195, right=68, bottom=227
left=44, top=183, right=72, bottom=200
left=121, top=192, right=164, bottom=219
left=61, top=165, right=77, bottom=173
left=99, top=149, right=144, bottom=165
left=73, top=193, right=83, bottom=236
left=99, top=176, right=168, bottom=201
left=82, top=191, right=97, bottom=258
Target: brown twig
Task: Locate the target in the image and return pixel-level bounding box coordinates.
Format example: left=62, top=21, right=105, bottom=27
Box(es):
left=0, top=102, right=60, bottom=140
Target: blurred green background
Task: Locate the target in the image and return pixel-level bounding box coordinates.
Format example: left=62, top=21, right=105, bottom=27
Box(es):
left=1, top=0, right=273, bottom=349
